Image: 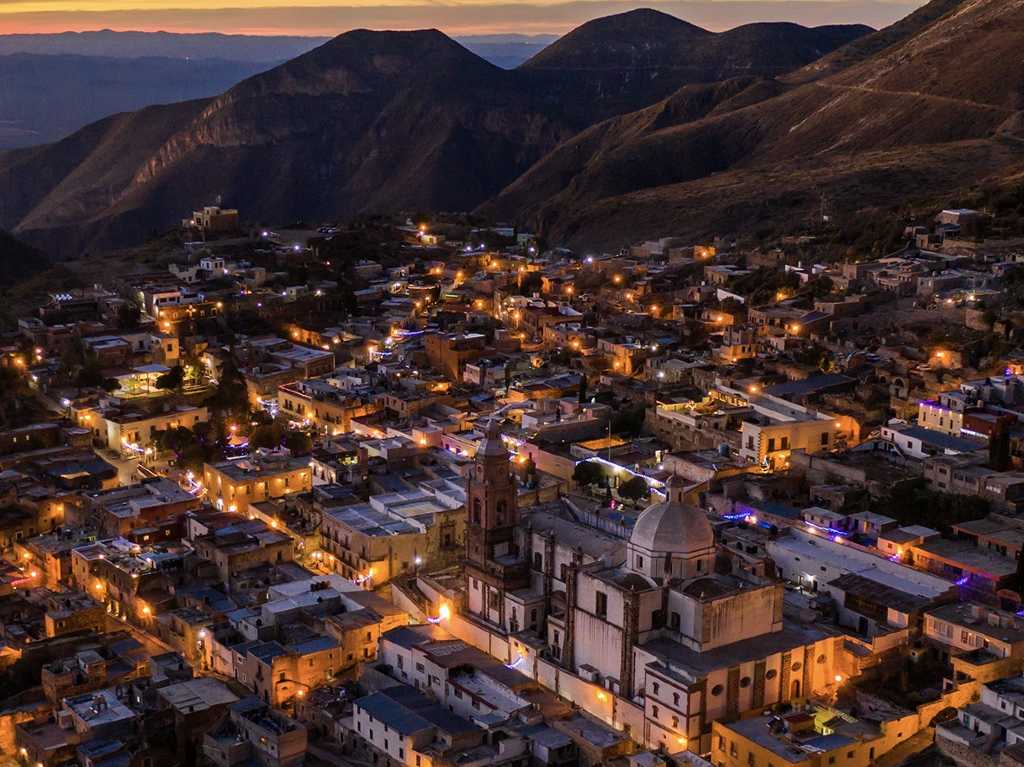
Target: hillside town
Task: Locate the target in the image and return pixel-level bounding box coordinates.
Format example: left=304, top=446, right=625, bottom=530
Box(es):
left=4, top=205, right=1024, bottom=767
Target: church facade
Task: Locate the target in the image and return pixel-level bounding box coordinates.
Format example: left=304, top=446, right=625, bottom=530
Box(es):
left=458, top=425, right=848, bottom=755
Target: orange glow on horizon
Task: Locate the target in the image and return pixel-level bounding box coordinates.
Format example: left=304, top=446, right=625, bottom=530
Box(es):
left=0, top=2, right=917, bottom=37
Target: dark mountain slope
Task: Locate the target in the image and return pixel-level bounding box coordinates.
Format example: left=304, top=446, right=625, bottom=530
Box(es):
left=5, top=30, right=577, bottom=253
left=488, top=0, right=1024, bottom=248
left=0, top=13, right=870, bottom=256
left=518, top=9, right=869, bottom=121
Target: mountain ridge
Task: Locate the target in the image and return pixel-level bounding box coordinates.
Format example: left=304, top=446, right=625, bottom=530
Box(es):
left=485, top=0, right=1024, bottom=249
left=0, top=12, right=871, bottom=256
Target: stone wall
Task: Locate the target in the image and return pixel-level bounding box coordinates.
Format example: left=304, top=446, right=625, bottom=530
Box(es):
left=937, top=732, right=999, bottom=767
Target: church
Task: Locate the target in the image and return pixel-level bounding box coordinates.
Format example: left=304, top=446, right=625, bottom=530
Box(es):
left=457, top=421, right=848, bottom=755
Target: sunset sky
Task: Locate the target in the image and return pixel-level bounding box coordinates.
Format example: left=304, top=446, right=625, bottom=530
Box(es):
left=0, top=0, right=927, bottom=36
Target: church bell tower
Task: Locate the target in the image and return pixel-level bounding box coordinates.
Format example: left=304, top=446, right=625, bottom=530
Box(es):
left=464, top=420, right=528, bottom=626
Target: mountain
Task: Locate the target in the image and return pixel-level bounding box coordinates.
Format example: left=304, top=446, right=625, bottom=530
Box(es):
left=0, top=32, right=559, bottom=150
left=518, top=10, right=871, bottom=123
left=486, top=0, right=1024, bottom=249
left=0, top=54, right=275, bottom=149
left=0, top=13, right=869, bottom=257
left=0, top=30, right=580, bottom=255
left=0, top=30, right=558, bottom=70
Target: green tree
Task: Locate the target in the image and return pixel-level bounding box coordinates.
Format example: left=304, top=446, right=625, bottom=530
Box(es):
left=156, top=365, right=184, bottom=392
left=76, top=358, right=119, bottom=392
left=206, top=352, right=249, bottom=420
left=177, top=443, right=210, bottom=474
left=573, top=461, right=605, bottom=488
left=618, top=475, right=651, bottom=504
left=251, top=423, right=285, bottom=450
left=117, top=302, right=141, bottom=330
left=283, top=430, right=313, bottom=456
left=156, top=426, right=194, bottom=454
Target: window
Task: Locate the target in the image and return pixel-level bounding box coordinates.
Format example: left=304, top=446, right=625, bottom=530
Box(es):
left=560, top=563, right=569, bottom=581
left=636, top=555, right=644, bottom=570
left=767, top=438, right=776, bottom=452
left=670, top=612, right=680, bottom=629
left=652, top=682, right=660, bottom=695
left=596, top=591, right=608, bottom=618
left=533, top=552, right=543, bottom=570
left=652, top=705, right=659, bottom=719
left=674, top=692, right=680, bottom=705
left=711, top=685, right=723, bottom=696
left=781, top=437, right=789, bottom=450
left=740, top=676, right=751, bottom=688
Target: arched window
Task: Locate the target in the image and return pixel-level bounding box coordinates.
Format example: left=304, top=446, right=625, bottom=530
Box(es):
left=533, top=552, right=543, bottom=570
left=472, top=498, right=482, bottom=524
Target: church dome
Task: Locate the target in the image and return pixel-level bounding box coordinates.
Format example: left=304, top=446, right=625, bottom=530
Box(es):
left=629, top=475, right=714, bottom=556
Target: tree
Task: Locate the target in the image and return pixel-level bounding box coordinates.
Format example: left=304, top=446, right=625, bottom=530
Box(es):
left=76, top=357, right=119, bottom=393
left=518, top=272, right=542, bottom=296
left=117, top=302, right=141, bottom=331
left=206, top=352, right=249, bottom=420
left=157, top=426, right=195, bottom=454
left=250, top=423, right=284, bottom=450
left=618, top=476, right=651, bottom=504
left=156, top=365, right=184, bottom=392
left=573, top=461, right=605, bottom=488
left=877, top=478, right=990, bottom=533
left=283, top=430, right=313, bottom=456
left=177, top=443, right=209, bottom=474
